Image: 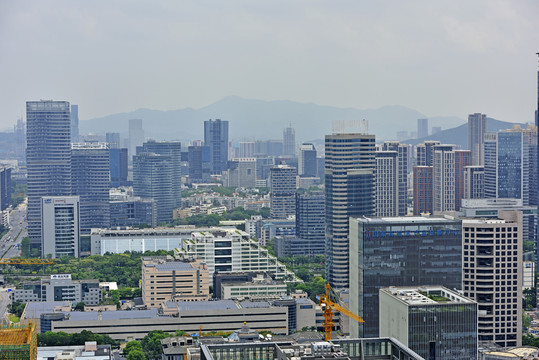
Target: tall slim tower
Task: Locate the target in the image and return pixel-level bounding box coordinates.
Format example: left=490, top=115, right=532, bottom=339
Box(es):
left=298, top=143, right=317, bottom=177
left=270, top=165, right=297, bottom=219
left=283, top=126, right=296, bottom=156
left=325, top=133, right=375, bottom=288
left=71, top=142, right=111, bottom=234
left=380, top=141, right=408, bottom=216
left=129, top=119, right=144, bottom=161
left=26, top=100, right=72, bottom=252
left=70, top=104, right=79, bottom=143
left=433, top=145, right=455, bottom=213
left=204, top=119, right=229, bottom=174
left=375, top=151, right=399, bottom=216
left=454, top=150, right=472, bottom=210
left=417, top=118, right=428, bottom=139
left=468, top=113, right=487, bottom=166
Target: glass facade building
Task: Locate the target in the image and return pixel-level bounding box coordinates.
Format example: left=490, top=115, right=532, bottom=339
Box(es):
left=379, top=286, right=477, bottom=360
left=204, top=119, right=229, bottom=174
left=325, top=133, right=375, bottom=289
left=349, top=216, right=462, bottom=338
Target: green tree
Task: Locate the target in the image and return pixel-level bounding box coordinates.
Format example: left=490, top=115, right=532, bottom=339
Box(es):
left=20, top=237, right=31, bottom=258
left=141, top=330, right=171, bottom=359
left=74, top=302, right=85, bottom=311
left=127, top=349, right=146, bottom=360
left=124, top=340, right=143, bottom=357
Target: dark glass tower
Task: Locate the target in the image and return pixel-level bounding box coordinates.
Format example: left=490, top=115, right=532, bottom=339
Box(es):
left=325, top=133, right=375, bottom=289
left=204, top=119, right=229, bottom=174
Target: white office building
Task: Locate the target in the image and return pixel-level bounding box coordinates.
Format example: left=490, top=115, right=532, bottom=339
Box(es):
left=42, top=196, right=80, bottom=258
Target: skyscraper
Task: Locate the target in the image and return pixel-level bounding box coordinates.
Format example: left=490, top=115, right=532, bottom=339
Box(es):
left=140, top=141, right=182, bottom=210
left=26, top=100, right=72, bottom=251
left=325, top=133, right=375, bottom=288
left=0, top=168, right=12, bottom=211
left=129, top=119, right=144, bottom=161
left=270, top=165, right=297, bottom=219
left=468, top=113, right=487, bottom=166
left=106, top=132, right=121, bottom=149
left=375, top=151, right=399, bottom=216
left=484, top=127, right=537, bottom=205
left=283, top=126, right=296, bottom=156
left=71, top=142, right=111, bottom=234
left=380, top=141, right=408, bottom=216
left=110, top=148, right=129, bottom=187
left=433, top=144, right=455, bottom=213
left=188, top=145, right=211, bottom=183
left=464, top=166, right=485, bottom=199
left=133, top=152, right=175, bottom=223
left=462, top=211, right=523, bottom=347
left=226, top=158, right=256, bottom=188
left=454, top=150, right=472, bottom=210
left=417, top=118, right=428, bottom=139
left=298, top=143, right=317, bottom=177
left=14, top=118, right=25, bottom=160
left=349, top=216, right=462, bottom=338
left=204, top=119, right=229, bottom=174
left=416, top=140, right=440, bottom=167
left=295, top=191, right=325, bottom=255
left=70, top=104, right=79, bottom=143
left=413, top=166, right=433, bottom=215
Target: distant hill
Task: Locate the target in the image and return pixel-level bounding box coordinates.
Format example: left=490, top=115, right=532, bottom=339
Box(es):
left=406, top=118, right=529, bottom=148
left=80, top=96, right=468, bottom=142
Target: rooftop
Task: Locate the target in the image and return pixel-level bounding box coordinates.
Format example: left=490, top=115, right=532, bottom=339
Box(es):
left=356, top=216, right=458, bottom=223
left=166, top=300, right=239, bottom=311
left=381, top=286, right=475, bottom=306
left=68, top=309, right=159, bottom=321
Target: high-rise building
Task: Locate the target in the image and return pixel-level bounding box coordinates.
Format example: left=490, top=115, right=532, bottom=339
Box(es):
left=413, top=166, right=433, bottom=215
left=188, top=145, right=211, bottom=183
left=380, top=141, right=408, bottom=216
left=14, top=118, right=25, bottom=160
left=416, top=140, right=440, bottom=167
left=270, top=165, right=297, bottom=219
left=110, top=197, right=157, bottom=228
left=432, top=145, right=455, bottom=213
left=70, top=104, right=79, bottom=143
left=484, top=126, right=538, bottom=206
left=26, top=100, right=72, bottom=251
left=375, top=151, right=399, bottom=216
left=110, top=148, right=129, bottom=187
left=0, top=168, right=12, bottom=211
left=379, top=286, right=477, bottom=360
left=462, top=211, right=523, bottom=347
left=128, top=119, right=144, bottom=161
left=106, top=132, right=121, bottom=149
left=464, top=166, right=485, bottom=199
left=454, top=150, right=472, bottom=210
left=71, top=143, right=111, bottom=235
left=238, top=141, right=255, bottom=158
left=133, top=152, right=175, bottom=224
left=349, top=216, right=462, bottom=338
left=417, top=118, right=428, bottom=139
left=283, top=126, right=296, bottom=156
left=325, top=133, right=375, bottom=289
left=295, top=191, right=325, bottom=255
left=204, top=119, right=229, bottom=174
left=468, top=113, right=487, bottom=166
left=41, top=196, right=80, bottom=258
left=226, top=158, right=256, bottom=188
left=298, top=143, right=317, bottom=177
left=140, top=141, right=182, bottom=210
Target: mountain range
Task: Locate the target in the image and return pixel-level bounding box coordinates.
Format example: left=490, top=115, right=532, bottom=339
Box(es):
left=80, top=96, right=528, bottom=146
left=80, top=96, right=468, bottom=142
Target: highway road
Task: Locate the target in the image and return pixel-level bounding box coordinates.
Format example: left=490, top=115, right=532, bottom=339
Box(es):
left=0, top=202, right=28, bottom=260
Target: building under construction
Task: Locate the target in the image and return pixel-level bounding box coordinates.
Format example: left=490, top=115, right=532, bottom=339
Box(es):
left=0, top=322, right=37, bottom=360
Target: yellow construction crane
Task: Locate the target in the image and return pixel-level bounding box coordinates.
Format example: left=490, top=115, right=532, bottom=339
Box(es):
left=318, top=283, right=364, bottom=341
left=0, top=258, right=53, bottom=265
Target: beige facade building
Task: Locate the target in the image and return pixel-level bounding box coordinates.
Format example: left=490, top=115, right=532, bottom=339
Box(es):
left=142, top=257, right=210, bottom=308
left=462, top=211, right=523, bottom=348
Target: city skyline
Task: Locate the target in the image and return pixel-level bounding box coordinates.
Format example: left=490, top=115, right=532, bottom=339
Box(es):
left=1, top=1, right=538, bottom=132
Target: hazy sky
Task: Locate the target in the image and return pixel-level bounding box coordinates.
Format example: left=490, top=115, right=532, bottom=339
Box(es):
left=1, top=0, right=538, bottom=130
